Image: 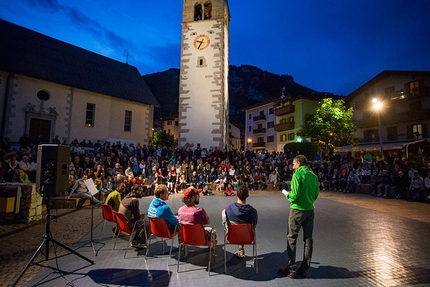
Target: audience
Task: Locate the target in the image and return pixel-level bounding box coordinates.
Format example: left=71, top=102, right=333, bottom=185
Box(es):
left=1, top=135, right=429, bottom=204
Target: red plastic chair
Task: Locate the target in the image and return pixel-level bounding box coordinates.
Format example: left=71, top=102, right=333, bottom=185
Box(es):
left=177, top=224, right=215, bottom=275
left=99, top=204, right=116, bottom=240
left=223, top=224, right=258, bottom=273
left=113, top=211, right=145, bottom=258
left=145, top=217, right=180, bottom=263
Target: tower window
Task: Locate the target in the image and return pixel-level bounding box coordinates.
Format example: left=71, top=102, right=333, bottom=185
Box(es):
left=194, top=2, right=212, bottom=21
left=197, top=56, right=207, bottom=67
left=204, top=2, right=212, bottom=19
left=194, top=4, right=203, bottom=20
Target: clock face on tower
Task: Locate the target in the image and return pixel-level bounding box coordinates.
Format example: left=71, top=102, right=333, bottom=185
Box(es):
left=193, top=34, right=210, bottom=50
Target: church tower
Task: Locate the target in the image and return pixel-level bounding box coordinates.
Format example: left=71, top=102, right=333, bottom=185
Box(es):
left=178, top=0, right=230, bottom=150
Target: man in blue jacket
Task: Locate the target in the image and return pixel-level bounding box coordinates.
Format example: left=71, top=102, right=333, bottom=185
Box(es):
left=148, top=184, right=180, bottom=233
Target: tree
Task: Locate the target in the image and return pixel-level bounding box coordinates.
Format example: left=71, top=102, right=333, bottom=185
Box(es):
left=150, top=130, right=175, bottom=148
left=297, top=98, right=356, bottom=157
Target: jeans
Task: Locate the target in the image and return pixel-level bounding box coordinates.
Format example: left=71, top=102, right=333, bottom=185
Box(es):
left=287, top=209, right=314, bottom=272
left=378, top=183, right=390, bottom=196
left=78, top=192, right=102, bottom=206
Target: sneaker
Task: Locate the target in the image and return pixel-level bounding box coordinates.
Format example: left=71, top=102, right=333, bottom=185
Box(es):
left=395, top=194, right=401, bottom=199
left=377, top=193, right=382, bottom=197
left=131, top=242, right=147, bottom=249
left=427, top=195, right=430, bottom=200
left=235, top=248, right=245, bottom=258
left=298, top=267, right=308, bottom=278
left=279, top=267, right=295, bottom=278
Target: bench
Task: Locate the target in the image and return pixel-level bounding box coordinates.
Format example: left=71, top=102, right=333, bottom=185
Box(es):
left=356, top=184, right=396, bottom=197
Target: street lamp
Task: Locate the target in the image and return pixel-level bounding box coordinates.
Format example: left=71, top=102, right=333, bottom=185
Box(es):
left=247, top=138, right=252, bottom=150
left=372, top=98, right=383, bottom=154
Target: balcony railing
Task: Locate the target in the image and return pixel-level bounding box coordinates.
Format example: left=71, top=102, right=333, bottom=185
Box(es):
left=274, top=122, right=295, bottom=132
left=253, top=114, right=266, bottom=121
left=252, top=142, right=266, bottom=148
left=253, top=128, right=266, bottom=134
left=356, top=108, right=430, bottom=128
left=274, top=105, right=295, bottom=116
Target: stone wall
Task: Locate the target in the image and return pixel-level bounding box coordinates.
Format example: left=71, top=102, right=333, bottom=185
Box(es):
left=0, top=183, right=43, bottom=224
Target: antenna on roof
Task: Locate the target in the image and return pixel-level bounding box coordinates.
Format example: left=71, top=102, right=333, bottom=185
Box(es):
left=280, top=86, right=286, bottom=99
left=126, top=51, right=129, bottom=64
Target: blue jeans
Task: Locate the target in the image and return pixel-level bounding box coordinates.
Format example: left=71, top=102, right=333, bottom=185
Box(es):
left=287, top=209, right=314, bottom=272
left=78, top=192, right=102, bottom=206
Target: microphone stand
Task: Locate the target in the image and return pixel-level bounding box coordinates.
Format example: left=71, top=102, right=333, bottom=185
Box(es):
left=77, top=193, right=105, bottom=256
left=13, top=180, right=94, bottom=286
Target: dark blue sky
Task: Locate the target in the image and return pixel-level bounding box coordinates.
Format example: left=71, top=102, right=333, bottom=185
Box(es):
left=1, top=0, right=430, bottom=95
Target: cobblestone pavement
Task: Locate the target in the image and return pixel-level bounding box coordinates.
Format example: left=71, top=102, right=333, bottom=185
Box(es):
left=0, top=207, right=103, bottom=287
left=1, top=190, right=429, bottom=287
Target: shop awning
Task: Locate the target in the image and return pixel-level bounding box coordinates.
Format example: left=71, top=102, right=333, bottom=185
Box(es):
left=334, top=139, right=426, bottom=153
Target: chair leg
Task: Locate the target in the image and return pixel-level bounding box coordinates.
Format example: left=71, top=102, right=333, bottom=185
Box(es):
left=113, top=231, right=119, bottom=250
left=177, top=242, right=182, bottom=272
left=98, top=220, right=106, bottom=240
left=208, top=246, right=212, bottom=276
left=145, top=234, right=152, bottom=258
left=224, top=242, right=227, bottom=274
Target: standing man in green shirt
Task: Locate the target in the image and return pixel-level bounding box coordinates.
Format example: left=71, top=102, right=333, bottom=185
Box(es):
left=280, top=155, right=319, bottom=279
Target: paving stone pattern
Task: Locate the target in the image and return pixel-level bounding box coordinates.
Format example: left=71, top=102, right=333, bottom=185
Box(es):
left=1, top=190, right=429, bottom=287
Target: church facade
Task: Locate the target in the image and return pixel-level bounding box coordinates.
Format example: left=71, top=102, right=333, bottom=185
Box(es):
left=0, top=20, right=159, bottom=146
left=178, top=0, right=230, bottom=150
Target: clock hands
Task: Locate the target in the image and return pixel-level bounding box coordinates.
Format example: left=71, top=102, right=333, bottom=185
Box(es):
left=197, top=39, right=205, bottom=49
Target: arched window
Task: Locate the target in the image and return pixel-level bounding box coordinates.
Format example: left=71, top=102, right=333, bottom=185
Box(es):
left=194, top=4, right=203, bottom=21
left=194, top=2, right=212, bottom=21
left=204, top=2, right=212, bottom=19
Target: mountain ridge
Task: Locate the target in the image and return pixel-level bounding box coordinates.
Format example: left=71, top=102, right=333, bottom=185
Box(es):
left=143, top=64, right=341, bottom=130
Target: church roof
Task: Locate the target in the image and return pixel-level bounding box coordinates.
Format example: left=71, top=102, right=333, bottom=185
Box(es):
left=0, top=20, right=159, bottom=107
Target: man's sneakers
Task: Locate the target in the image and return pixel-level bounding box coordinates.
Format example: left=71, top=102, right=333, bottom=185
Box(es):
left=279, top=266, right=308, bottom=278
left=279, top=267, right=295, bottom=278
left=235, top=248, right=245, bottom=258
left=131, top=241, right=147, bottom=249
left=298, top=267, right=308, bottom=278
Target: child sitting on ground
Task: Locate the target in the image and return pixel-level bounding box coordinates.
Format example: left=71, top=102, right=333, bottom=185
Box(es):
left=224, top=182, right=234, bottom=196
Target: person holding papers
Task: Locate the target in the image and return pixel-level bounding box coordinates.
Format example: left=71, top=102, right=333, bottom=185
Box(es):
left=68, top=172, right=102, bottom=207
left=279, top=155, right=319, bottom=279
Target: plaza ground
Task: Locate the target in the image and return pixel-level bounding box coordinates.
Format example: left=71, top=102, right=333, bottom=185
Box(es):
left=1, top=189, right=429, bottom=287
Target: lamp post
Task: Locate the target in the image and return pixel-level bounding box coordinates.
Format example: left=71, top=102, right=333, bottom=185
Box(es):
left=372, top=98, right=383, bottom=154
left=247, top=138, right=252, bottom=150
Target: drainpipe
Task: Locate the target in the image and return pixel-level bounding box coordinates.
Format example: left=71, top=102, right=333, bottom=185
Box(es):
left=1, top=73, right=12, bottom=140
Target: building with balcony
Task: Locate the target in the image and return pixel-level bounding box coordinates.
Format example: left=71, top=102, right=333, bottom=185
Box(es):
left=338, top=70, right=430, bottom=158
left=244, top=96, right=320, bottom=152
left=274, top=97, right=318, bottom=151
left=244, top=100, right=276, bottom=152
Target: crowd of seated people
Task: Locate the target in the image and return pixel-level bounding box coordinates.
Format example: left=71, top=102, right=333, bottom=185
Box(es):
left=311, top=151, right=430, bottom=202
left=1, top=136, right=429, bottom=203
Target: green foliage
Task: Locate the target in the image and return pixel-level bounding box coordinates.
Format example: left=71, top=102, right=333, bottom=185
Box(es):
left=150, top=130, right=174, bottom=148
left=283, top=142, right=320, bottom=160
left=297, top=98, right=356, bottom=156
